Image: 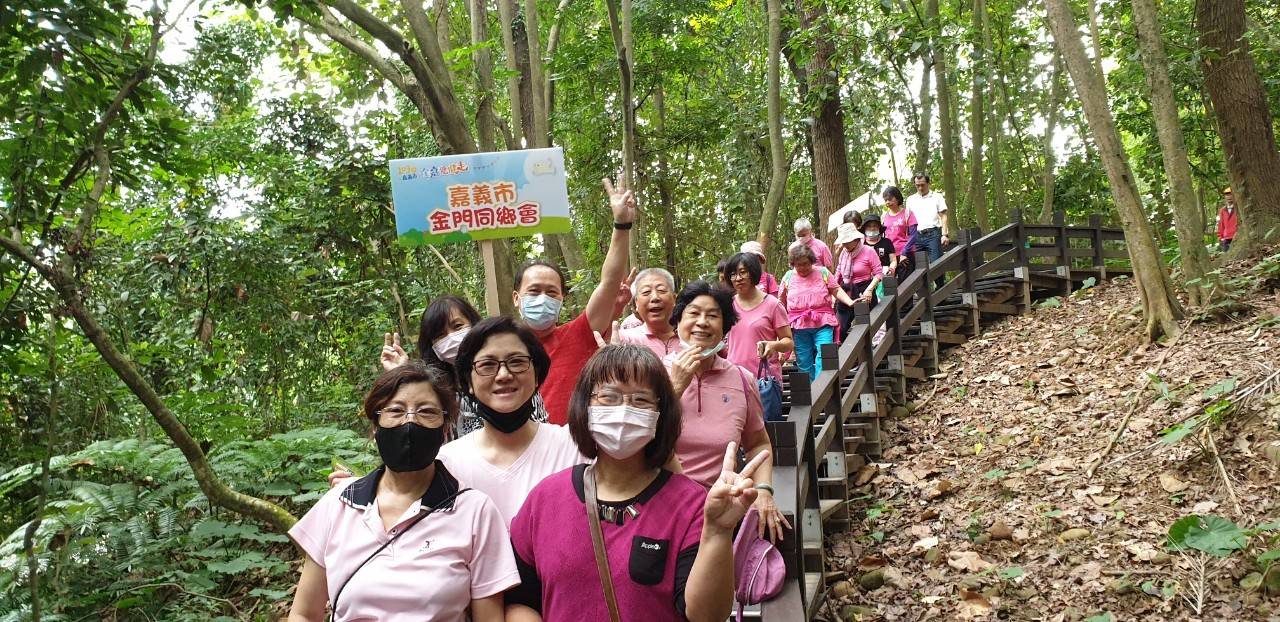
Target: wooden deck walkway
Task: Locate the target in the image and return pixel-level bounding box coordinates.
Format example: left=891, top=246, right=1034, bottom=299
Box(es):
left=756, top=211, right=1131, bottom=620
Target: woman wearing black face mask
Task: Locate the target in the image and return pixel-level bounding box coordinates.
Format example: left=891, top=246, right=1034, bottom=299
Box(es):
left=288, top=363, right=518, bottom=621
left=436, top=316, right=585, bottom=525
left=376, top=296, right=550, bottom=436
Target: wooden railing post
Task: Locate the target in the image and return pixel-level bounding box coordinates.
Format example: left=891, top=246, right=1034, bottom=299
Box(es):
left=818, top=341, right=849, bottom=526
left=852, top=301, right=881, bottom=458
left=1089, top=213, right=1107, bottom=280
left=1053, top=210, right=1072, bottom=296
left=956, top=230, right=981, bottom=337
left=1012, top=209, right=1032, bottom=312
left=913, top=250, right=939, bottom=374
left=880, top=276, right=906, bottom=402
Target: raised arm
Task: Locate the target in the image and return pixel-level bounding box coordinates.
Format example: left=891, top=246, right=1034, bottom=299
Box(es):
left=584, top=177, right=636, bottom=334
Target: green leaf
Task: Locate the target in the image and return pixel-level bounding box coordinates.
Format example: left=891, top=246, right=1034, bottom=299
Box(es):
left=983, top=469, right=1007, bottom=479
left=1159, top=414, right=1206, bottom=445
left=1203, top=377, right=1236, bottom=398
left=1257, top=549, right=1280, bottom=564
left=1038, top=296, right=1062, bottom=308
left=999, top=566, right=1025, bottom=580
left=1169, top=515, right=1247, bottom=557
left=1084, top=613, right=1113, bottom=622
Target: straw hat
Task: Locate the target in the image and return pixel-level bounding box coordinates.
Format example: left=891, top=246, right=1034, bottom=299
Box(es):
left=834, top=222, right=863, bottom=245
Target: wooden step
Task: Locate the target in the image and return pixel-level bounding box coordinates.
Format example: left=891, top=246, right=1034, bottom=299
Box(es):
left=820, top=498, right=845, bottom=520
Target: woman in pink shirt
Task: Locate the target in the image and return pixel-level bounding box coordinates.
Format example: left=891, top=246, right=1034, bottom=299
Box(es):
left=663, top=281, right=790, bottom=542
left=881, top=185, right=919, bottom=280
left=833, top=223, right=884, bottom=340
left=289, top=364, right=518, bottom=621
left=722, top=252, right=793, bottom=383
left=780, top=243, right=857, bottom=382
left=739, top=240, right=779, bottom=297
left=507, top=345, right=772, bottom=622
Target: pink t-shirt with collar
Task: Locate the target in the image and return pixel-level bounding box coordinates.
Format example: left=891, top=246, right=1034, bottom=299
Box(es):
left=439, top=422, right=585, bottom=526
left=288, top=464, right=519, bottom=621
left=662, top=353, right=766, bottom=487
left=618, top=324, right=682, bottom=359
left=726, top=294, right=789, bottom=382
left=837, top=243, right=883, bottom=285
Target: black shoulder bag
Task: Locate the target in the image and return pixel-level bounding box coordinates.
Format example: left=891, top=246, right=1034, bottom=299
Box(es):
left=328, top=487, right=470, bottom=621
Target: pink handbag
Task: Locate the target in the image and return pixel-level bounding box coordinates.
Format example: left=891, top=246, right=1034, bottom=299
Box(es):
left=733, top=508, right=786, bottom=620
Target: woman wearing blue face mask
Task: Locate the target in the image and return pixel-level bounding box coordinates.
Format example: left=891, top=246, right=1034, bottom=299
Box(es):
left=663, top=281, right=790, bottom=543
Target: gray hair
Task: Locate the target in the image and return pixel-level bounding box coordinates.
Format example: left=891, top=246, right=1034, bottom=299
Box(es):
left=793, top=217, right=813, bottom=234
left=631, top=267, right=676, bottom=297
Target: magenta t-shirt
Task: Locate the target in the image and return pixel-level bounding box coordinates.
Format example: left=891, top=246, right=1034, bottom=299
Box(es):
left=882, top=208, right=918, bottom=257
left=727, top=295, right=789, bottom=382
left=509, top=466, right=707, bottom=621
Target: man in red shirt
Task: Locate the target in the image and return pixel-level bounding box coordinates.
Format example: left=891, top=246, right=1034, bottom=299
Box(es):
left=513, top=178, right=636, bottom=424
left=1217, top=187, right=1239, bottom=253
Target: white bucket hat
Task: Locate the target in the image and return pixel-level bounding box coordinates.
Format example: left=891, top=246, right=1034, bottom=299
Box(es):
left=739, top=240, right=767, bottom=259
left=833, top=222, right=863, bottom=245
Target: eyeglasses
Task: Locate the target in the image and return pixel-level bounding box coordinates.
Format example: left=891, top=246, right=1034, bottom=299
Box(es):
left=473, top=355, right=533, bottom=376
left=377, top=407, right=446, bottom=427
left=591, top=389, right=659, bottom=410
left=728, top=269, right=752, bottom=281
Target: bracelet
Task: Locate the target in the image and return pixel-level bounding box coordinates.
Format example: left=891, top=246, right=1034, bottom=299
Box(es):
left=753, top=483, right=775, bottom=495
left=613, top=221, right=633, bottom=230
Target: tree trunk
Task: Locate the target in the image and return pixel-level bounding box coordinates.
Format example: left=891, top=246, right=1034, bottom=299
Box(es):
left=968, top=0, right=988, bottom=231
left=1085, top=0, right=1106, bottom=78
left=982, top=4, right=1007, bottom=223
left=1044, top=0, right=1183, bottom=340
left=604, top=0, right=643, bottom=266
left=1039, top=54, right=1063, bottom=223
left=934, top=27, right=961, bottom=237
left=759, top=0, right=789, bottom=253
left=654, top=81, right=678, bottom=277
left=543, top=0, right=576, bottom=136
left=497, top=0, right=523, bottom=147
left=1131, top=0, right=1212, bottom=305
left=522, top=0, right=548, bottom=147
left=1196, top=0, right=1280, bottom=256
left=470, top=0, right=517, bottom=315
left=916, top=55, right=934, bottom=174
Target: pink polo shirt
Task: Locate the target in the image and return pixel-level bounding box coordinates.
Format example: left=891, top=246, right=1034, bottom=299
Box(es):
left=619, top=324, right=681, bottom=359
left=726, top=295, right=789, bottom=382
left=289, top=464, right=519, bottom=621
left=439, top=422, right=585, bottom=526
left=780, top=267, right=839, bottom=329
left=662, top=353, right=766, bottom=487
left=882, top=208, right=918, bottom=256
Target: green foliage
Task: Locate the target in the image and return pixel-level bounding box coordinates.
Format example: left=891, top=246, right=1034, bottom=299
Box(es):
left=1167, top=514, right=1249, bottom=557
left=0, top=427, right=373, bottom=620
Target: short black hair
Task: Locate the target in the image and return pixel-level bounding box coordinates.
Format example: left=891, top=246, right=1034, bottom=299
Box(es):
left=417, top=296, right=483, bottom=373
left=882, top=185, right=906, bottom=206
left=514, top=259, right=568, bottom=292
left=567, top=344, right=681, bottom=470
left=363, top=362, right=459, bottom=428
left=913, top=172, right=931, bottom=183
left=843, top=210, right=863, bottom=226
left=671, top=279, right=739, bottom=334
left=454, top=316, right=551, bottom=394
left=722, top=252, right=762, bottom=289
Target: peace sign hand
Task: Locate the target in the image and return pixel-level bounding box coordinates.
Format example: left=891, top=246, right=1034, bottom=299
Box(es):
left=703, top=442, right=770, bottom=533
left=381, top=332, right=408, bottom=371
left=603, top=176, right=636, bottom=225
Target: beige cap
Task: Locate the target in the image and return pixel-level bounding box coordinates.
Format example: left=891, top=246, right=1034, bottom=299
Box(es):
left=739, top=240, right=767, bottom=259
left=834, top=223, right=863, bottom=245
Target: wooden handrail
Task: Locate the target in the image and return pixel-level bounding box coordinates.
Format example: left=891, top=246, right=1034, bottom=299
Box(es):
left=760, top=210, right=1133, bottom=620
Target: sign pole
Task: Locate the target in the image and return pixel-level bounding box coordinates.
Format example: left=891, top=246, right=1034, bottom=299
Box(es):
left=479, top=239, right=501, bottom=317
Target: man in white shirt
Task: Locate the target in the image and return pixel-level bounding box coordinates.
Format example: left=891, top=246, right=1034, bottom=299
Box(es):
left=907, top=173, right=949, bottom=289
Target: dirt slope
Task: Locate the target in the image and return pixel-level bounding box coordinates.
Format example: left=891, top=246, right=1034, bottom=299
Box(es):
left=825, top=274, right=1280, bottom=621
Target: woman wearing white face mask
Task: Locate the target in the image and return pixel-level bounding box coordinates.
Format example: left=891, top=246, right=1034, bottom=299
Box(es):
left=377, top=296, right=550, bottom=436
left=505, top=344, right=768, bottom=622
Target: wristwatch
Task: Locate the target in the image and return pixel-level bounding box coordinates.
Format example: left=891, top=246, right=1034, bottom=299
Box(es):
left=613, top=222, right=633, bottom=230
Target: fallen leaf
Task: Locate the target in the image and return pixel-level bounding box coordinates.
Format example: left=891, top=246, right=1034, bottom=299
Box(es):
left=912, top=536, right=940, bottom=551
left=988, top=520, right=1013, bottom=541
left=1191, top=500, right=1219, bottom=514
left=1089, top=494, right=1120, bottom=506
left=1158, top=472, right=1188, bottom=493
left=947, top=550, right=994, bottom=572
left=1058, top=528, right=1091, bottom=542
left=957, top=589, right=993, bottom=619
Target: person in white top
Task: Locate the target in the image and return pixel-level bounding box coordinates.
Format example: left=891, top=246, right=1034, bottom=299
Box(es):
left=907, top=173, right=950, bottom=289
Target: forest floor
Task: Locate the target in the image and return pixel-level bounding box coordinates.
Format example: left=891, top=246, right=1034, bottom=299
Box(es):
left=824, top=253, right=1280, bottom=621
